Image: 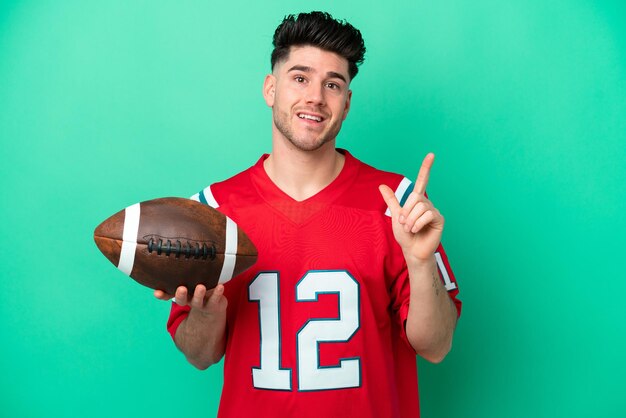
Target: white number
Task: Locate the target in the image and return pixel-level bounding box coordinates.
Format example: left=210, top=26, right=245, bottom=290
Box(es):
left=297, top=271, right=360, bottom=391
left=435, top=252, right=457, bottom=291
left=249, top=270, right=360, bottom=391
left=248, top=272, right=292, bottom=390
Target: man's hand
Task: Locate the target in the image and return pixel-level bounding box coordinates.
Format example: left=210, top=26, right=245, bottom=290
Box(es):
left=379, top=153, right=444, bottom=261
left=154, top=284, right=228, bottom=317
left=155, top=284, right=228, bottom=369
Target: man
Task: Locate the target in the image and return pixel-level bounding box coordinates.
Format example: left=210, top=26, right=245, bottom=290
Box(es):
left=155, top=11, right=461, bottom=418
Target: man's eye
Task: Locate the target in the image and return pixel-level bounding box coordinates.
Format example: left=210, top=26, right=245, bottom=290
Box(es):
left=295, top=76, right=305, bottom=83
left=326, top=82, right=339, bottom=90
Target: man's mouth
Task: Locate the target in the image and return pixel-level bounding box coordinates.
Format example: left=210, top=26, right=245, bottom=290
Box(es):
left=297, top=113, right=324, bottom=122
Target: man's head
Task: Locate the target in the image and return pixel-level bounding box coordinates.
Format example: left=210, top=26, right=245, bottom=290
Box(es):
left=264, top=12, right=365, bottom=153
left=271, top=11, right=366, bottom=82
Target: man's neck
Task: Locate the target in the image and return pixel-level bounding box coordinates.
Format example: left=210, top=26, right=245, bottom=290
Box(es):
left=264, top=141, right=345, bottom=202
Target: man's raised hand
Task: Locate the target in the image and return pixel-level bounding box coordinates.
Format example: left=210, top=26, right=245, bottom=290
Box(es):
left=379, top=153, right=445, bottom=262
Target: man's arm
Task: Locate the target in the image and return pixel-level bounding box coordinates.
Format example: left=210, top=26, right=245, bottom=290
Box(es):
left=403, top=254, right=458, bottom=363
left=379, top=153, right=458, bottom=363
left=155, top=284, right=228, bottom=369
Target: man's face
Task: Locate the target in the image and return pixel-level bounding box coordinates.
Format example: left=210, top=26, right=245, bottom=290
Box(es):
left=263, top=46, right=352, bottom=152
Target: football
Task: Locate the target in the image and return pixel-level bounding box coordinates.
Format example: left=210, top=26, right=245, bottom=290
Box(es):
left=94, top=197, right=258, bottom=295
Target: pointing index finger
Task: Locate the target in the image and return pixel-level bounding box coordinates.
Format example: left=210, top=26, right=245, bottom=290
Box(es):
left=414, top=153, right=435, bottom=195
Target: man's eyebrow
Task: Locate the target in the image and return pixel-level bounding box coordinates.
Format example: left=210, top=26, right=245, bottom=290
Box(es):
left=287, top=65, right=347, bottom=83
left=327, top=71, right=347, bottom=83
left=287, top=65, right=312, bottom=73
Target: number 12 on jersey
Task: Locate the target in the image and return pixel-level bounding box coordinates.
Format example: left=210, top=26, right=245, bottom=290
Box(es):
left=248, top=270, right=361, bottom=392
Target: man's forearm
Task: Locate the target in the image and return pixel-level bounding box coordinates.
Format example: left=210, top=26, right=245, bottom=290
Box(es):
left=174, top=308, right=227, bottom=370
left=404, top=254, right=458, bottom=363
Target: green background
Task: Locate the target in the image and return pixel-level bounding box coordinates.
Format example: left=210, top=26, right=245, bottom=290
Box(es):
left=1, top=1, right=624, bottom=417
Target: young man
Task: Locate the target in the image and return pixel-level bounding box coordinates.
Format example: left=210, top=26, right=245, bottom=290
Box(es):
left=156, top=11, right=461, bottom=418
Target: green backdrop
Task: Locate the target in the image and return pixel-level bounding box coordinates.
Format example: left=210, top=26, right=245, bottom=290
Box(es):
left=1, top=1, right=624, bottom=417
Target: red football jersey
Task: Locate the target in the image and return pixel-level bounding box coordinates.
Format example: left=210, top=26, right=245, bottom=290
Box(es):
left=167, top=150, right=461, bottom=418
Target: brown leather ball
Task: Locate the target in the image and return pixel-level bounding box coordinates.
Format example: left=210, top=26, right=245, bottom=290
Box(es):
left=94, top=197, right=257, bottom=295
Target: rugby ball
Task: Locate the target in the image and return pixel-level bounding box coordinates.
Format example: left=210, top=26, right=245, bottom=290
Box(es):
left=94, top=197, right=257, bottom=295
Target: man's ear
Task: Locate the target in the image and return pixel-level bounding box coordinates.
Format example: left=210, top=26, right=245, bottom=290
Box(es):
left=263, top=74, right=276, bottom=107
left=342, top=89, right=352, bottom=120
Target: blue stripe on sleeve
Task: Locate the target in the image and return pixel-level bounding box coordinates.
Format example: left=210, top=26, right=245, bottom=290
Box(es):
left=198, top=190, right=208, bottom=205
left=399, top=182, right=415, bottom=206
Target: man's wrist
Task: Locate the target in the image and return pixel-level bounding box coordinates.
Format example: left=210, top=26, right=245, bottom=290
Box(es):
left=403, top=251, right=436, bottom=269
left=188, top=306, right=222, bottom=322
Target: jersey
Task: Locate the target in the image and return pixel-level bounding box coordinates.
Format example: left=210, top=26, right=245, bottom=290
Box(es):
left=167, top=150, right=461, bottom=418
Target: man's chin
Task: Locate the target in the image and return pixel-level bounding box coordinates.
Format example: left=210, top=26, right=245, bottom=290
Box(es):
left=287, top=136, right=334, bottom=152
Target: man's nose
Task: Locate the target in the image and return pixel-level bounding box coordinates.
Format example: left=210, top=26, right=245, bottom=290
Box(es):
left=304, top=83, right=325, bottom=105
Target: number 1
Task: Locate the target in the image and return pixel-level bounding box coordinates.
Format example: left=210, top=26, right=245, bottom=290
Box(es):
left=249, top=272, right=292, bottom=390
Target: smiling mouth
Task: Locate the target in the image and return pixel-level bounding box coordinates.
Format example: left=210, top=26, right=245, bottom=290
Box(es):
left=297, top=113, right=324, bottom=122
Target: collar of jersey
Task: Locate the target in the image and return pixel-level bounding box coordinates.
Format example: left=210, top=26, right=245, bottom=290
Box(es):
left=249, top=149, right=360, bottom=225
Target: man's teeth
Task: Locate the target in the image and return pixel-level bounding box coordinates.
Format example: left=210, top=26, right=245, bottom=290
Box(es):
left=298, top=114, right=322, bottom=122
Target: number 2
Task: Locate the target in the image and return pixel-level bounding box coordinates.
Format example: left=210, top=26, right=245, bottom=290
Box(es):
left=248, top=270, right=360, bottom=392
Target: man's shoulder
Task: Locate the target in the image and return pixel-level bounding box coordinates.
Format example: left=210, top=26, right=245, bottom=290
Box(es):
left=344, top=150, right=406, bottom=182
left=190, top=157, right=263, bottom=209
left=346, top=151, right=412, bottom=193
left=338, top=150, right=414, bottom=213
left=213, top=163, right=257, bottom=191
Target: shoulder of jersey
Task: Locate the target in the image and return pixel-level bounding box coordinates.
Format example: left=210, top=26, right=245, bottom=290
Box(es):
left=190, top=167, right=257, bottom=210
left=343, top=160, right=414, bottom=216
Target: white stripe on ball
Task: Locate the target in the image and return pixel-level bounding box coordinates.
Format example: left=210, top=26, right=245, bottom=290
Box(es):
left=118, top=203, right=141, bottom=276
left=218, top=216, right=238, bottom=284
